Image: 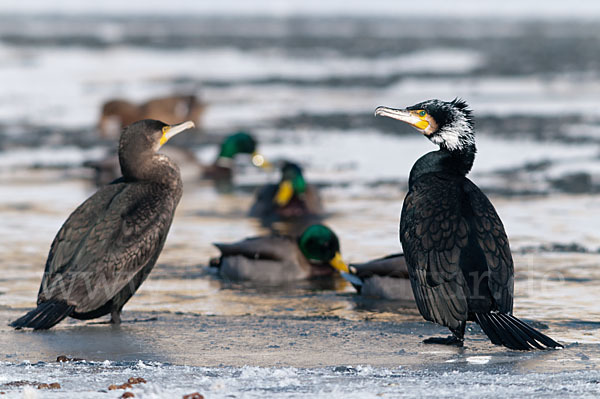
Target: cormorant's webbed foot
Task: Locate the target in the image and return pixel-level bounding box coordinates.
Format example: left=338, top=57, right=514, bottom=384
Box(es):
left=423, top=335, right=464, bottom=347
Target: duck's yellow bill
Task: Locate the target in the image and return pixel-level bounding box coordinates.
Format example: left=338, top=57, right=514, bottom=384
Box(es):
left=252, top=152, right=271, bottom=168
left=274, top=180, right=294, bottom=206
left=329, top=252, right=349, bottom=273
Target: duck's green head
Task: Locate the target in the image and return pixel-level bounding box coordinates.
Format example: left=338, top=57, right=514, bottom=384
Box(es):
left=218, top=131, right=270, bottom=168
left=298, top=224, right=348, bottom=273
left=274, top=161, right=307, bottom=206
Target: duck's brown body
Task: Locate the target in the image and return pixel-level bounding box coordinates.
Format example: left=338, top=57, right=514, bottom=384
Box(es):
left=99, top=95, right=204, bottom=138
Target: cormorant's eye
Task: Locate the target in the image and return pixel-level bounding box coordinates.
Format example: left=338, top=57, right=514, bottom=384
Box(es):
left=418, top=110, right=427, bottom=117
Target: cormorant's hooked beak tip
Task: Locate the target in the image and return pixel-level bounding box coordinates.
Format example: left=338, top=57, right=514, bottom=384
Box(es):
left=159, top=120, right=195, bottom=147
left=374, top=106, right=410, bottom=120
left=374, top=106, right=390, bottom=117
left=329, top=252, right=349, bottom=273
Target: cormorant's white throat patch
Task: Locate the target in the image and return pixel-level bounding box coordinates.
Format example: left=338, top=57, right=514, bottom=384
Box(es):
left=430, top=111, right=474, bottom=151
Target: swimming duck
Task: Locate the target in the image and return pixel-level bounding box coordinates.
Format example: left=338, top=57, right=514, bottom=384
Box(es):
left=211, top=224, right=348, bottom=284
left=202, top=131, right=269, bottom=183
left=341, top=253, right=414, bottom=301
left=376, top=98, right=562, bottom=350
left=99, top=94, right=205, bottom=139
left=249, top=161, right=322, bottom=221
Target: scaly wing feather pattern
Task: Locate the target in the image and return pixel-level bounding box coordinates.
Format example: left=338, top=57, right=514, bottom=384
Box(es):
left=463, top=179, right=514, bottom=313
left=39, top=184, right=126, bottom=299
left=39, top=182, right=176, bottom=313
left=400, top=174, right=470, bottom=331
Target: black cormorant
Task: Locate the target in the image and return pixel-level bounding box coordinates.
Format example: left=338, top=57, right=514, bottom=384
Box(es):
left=375, top=98, right=562, bottom=350
left=249, top=161, right=322, bottom=221
left=10, top=119, right=195, bottom=330
left=211, top=224, right=348, bottom=284
left=342, top=254, right=414, bottom=301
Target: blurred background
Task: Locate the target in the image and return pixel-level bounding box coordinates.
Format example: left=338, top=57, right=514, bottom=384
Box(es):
left=1, top=0, right=600, bottom=330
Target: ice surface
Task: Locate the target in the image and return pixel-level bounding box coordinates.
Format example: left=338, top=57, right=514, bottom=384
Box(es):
left=1, top=10, right=600, bottom=399
left=0, top=359, right=599, bottom=398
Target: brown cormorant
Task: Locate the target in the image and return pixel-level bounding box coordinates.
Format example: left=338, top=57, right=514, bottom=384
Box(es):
left=342, top=254, right=414, bottom=301
left=375, top=98, right=562, bottom=350
left=10, top=119, right=195, bottom=330
left=211, top=224, right=348, bottom=284
left=249, top=161, right=322, bottom=221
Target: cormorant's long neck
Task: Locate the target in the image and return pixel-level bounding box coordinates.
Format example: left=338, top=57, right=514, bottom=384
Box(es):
left=408, top=145, right=476, bottom=188
left=120, top=152, right=182, bottom=190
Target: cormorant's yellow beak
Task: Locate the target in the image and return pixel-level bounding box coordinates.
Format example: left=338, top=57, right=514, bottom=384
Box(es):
left=274, top=180, right=294, bottom=206
left=329, top=252, right=349, bottom=273
left=159, top=120, right=195, bottom=148
left=251, top=152, right=271, bottom=169
left=375, top=106, right=429, bottom=132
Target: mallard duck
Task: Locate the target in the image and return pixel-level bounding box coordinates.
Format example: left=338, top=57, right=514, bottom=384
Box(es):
left=98, top=94, right=205, bottom=139
left=341, top=253, right=414, bottom=301
left=211, top=224, right=348, bottom=284
left=375, top=98, right=561, bottom=349
left=202, top=131, right=269, bottom=183
left=249, top=161, right=322, bottom=220
left=10, top=119, right=194, bottom=329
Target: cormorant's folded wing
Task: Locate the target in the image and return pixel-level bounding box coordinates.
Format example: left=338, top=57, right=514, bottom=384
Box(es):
left=400, top=175, right=469, bottom=331
left=463, top=178, right=514, bottom=313
left=40, top=182, right=174, bottom=313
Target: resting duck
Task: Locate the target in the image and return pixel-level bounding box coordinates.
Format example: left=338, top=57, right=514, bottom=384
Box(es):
left=202, top=131, right=269, bottom=184
left=98, top=94, right=205, bottom=139
left=342, top=253, right=414, bottom=301
left=210, top=224, right=348, bottom=284
left=249, top=161, right=322, bottom=221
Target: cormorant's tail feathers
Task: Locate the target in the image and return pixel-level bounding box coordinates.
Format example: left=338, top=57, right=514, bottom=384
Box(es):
left=475, top=312, right=562, bottom=351
left=10, top=301, right=74, bottom=330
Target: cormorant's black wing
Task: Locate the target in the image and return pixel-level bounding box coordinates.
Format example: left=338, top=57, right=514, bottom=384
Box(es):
left=463, top=178, right=514, bottom=313
left=400, top=174, right=470, bottom=331
left=39, top=182, right=177, bottom=313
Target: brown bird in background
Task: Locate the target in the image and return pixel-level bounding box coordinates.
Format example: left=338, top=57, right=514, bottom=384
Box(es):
left=98, top=94, right=205, bottom=139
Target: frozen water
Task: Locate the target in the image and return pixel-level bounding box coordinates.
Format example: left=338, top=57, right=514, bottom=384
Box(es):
left=1, top=8, right=600, bottom=399
left=0, top=360, right=599, bottom=398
